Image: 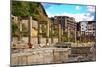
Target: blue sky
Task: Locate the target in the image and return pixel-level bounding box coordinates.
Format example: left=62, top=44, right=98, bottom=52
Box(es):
left=42, top=3, right=96, bottom=22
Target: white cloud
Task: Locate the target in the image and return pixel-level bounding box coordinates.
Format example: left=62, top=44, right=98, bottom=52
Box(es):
left=83, top=13, right=94, bottom=21
left=47, top=12, right=94, bottom=22
left=61, top=12, right=94, bottom=22
left=75, top=6, right=80, bottom=10
left=87, top=6, right=95, bottom=13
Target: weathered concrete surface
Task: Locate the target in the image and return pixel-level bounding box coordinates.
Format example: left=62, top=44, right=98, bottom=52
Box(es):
left=12, top=37, right=58, bottom=48
left=12, top=37, right=95, bottom=48
left=11, top=48, right=71, bottom=66
left=12, top=37, right=58, bottom=44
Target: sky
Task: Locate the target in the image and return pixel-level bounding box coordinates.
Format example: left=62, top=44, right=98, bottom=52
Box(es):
left=42, top=3, right=96, bottom=22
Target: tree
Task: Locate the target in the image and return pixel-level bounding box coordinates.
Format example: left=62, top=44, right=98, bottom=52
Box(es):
left=12, top=1, right=30, bottom=17
left=12, top=1, right=47, bottom=21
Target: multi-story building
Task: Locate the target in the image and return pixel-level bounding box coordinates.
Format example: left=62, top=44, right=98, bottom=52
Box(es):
left=78, top=21, right=96, bottom=42
left=87, top=21, right=96, bottom=36
left=52, top=16, right=77, bottom=42
left=80, top=21, right=88, bottom=32
left=87, top=21, right=96, bottom=42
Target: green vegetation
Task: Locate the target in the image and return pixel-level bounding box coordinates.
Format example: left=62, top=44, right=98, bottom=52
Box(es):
left=12, top=1, right=48, bottom=37
left=11, top=20, right=18, bottom=37
left=12, top=1, right=47, bottom=21
left=12, top=1, right=30, bottom=17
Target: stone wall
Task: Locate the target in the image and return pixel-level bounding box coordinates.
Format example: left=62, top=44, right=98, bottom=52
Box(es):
left=11, top=48, right=71, bottom=66
left=12, top=37, right=58, bottom=48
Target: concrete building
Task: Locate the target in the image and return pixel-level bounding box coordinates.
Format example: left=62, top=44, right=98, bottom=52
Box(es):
left=80, top=21, right=88, bottom=32
left=52, top=16, right=77, bottom=42
left=78, top=21, right=96, bottom=42
left=87, top=21, right=96, bottom=36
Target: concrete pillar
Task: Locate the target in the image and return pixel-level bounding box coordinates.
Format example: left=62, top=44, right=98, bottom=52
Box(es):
left=18, top=17, right=22, bottom=41
left=68, top=27, right=70, bottom=42
left=46, top=21, right=49, bottom=46
left=38, top=22, right=40, bottom=44
left=14, top=16, right=18, bottom=41
left=28, top=16, right=32, bottom=48
left=74, top=26, right=77, bottom=43
left=80, top=31, right=82, bottom=43
left=84, top=32, right=85, bottom=42
left=58, top=23, right=61, bottom=43
left=61, top=27, right=63, bottom=42
left=51, top=24, right=54, bottom=44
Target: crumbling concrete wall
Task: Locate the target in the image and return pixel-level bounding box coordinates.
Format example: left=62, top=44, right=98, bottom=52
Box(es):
left=11, top=48, right=71, bottom=66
